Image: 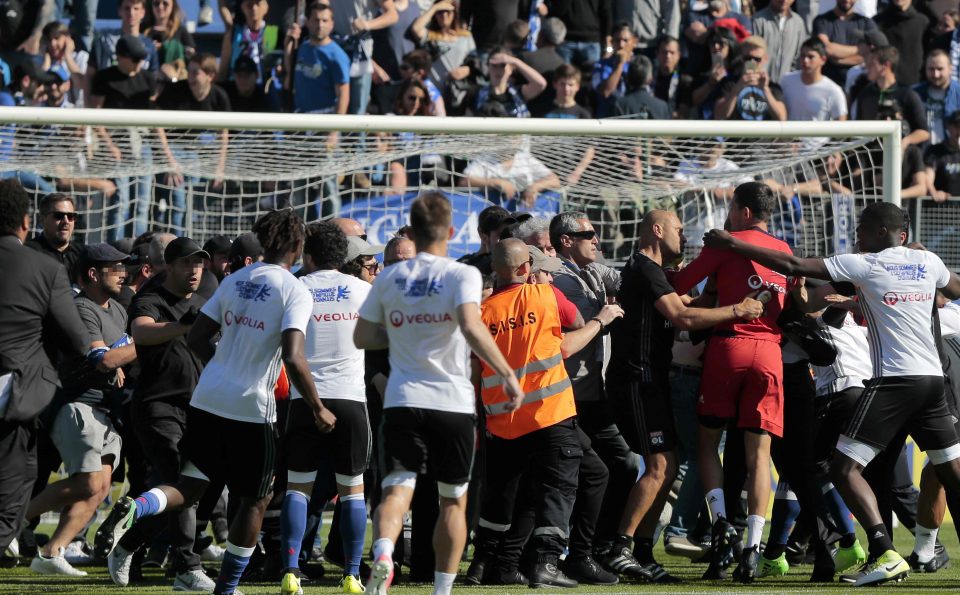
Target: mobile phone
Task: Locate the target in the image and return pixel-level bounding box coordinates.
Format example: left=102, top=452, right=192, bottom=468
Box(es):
left=711, top=52, right=724, bottom=67
left=744, top=60, right=760, bottom=73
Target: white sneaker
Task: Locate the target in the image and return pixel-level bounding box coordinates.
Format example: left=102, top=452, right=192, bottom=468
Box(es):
left=200, top=543, right=225, bottom=562
left=108, top=544, right=134, bottom=586
left=198, top=5, right=214, bottom=25
left=30, top=548, right=88, bottom=576
left=173, top=568, right=217, bottom=591
left=63, top=540, right=93, bottom=566
left=5, top=538, right=18, bottom=558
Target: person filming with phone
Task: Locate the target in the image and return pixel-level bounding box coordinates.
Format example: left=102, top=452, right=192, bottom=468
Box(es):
left=714, top=35, right=787, bottom=121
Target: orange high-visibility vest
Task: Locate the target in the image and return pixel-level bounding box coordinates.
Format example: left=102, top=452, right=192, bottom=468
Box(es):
left=480, top=283, right=577, bottom=439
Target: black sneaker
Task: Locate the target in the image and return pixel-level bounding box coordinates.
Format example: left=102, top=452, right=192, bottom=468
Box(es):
left=732, top=545, right=760, bottom=583
left=601, top=546, right=647, bottom=580
left=529, top=560, right=578, bottom=588
left=464, top=553, right=488, bottom=585
left=561, top=555, right=618, bottom=585
left=702, top=518, right=737, bottom=580
left=907, top=544, right=950, bottom=573
left=638, top=561, right=681, bottom=583
left=786, top=536, right=813, bottom=566
left=485, top=568, right=529, bottom=585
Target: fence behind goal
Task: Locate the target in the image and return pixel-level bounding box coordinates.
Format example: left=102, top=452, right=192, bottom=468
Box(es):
left=0, top=109, right=920, bottom=265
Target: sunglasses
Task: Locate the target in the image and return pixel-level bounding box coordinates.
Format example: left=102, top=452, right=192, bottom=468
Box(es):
left=405, top=94, right=426, bottom=101
left=362, top=262, right=379, bottom=274
left=50, top=211, right=77, bottom=222
left=565, top=230, right=597, bottom=240
left=744, top=56, right=762, bottom=63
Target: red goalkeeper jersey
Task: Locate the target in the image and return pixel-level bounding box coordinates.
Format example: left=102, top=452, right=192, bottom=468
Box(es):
left=672, top=229, right=794, bottom=343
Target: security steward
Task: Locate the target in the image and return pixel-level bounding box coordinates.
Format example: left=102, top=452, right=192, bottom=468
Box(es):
left=470, top=239, right=623, bottom=588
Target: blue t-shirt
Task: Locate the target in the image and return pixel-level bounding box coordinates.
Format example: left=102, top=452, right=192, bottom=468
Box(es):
left=591, top=56, right=628, bottom=118
left=294, top=40, right=351, bottom=113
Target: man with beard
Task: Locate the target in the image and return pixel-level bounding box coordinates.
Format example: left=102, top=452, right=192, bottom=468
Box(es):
left=103, top=237, right=215, bottom=592
left=26, top=193, right=83, bottom=283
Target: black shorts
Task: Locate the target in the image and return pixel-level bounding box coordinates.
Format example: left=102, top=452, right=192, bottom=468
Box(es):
left=284, top=398, right=371, bottom=478
left=814, top=387, right=863, bottom=468
left=608, top=375, right=676, bottom=456
left=183, top=407, right=277, bottom=499
left=844, top=375, right=960, bottom=454
left=379, top=407, right=476, bottom=485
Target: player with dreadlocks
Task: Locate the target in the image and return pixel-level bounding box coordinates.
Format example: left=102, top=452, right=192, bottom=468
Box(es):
left=96, top=209, right=336, bottom=595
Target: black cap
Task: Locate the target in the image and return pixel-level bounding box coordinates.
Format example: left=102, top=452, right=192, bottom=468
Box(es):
left=203, top=235, right=232, bottom=256
left=234, top=55, right=258, bottom=75
left=116, top=35, right=149, bottom=61
left=229, top=232, right=263, bottom=261
left=79, top=243, right=130, bottom=271
left=164, top=237, right=210, bottom=263
left=127, top=243, right=151, bottom=266
left=16, top=60, right=56, bottom=85
left=110, top=237, right=135, bottom=254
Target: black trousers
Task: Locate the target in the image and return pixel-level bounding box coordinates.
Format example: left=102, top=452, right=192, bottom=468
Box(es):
left=576, top=398, right=639, bottom=547
left=0, top=422, right=37, bottom=552
left=119, top=401, right=201, bottom=573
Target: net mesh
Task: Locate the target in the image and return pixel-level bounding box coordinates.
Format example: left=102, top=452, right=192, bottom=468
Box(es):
left=0, top=119, right=920, bottom=263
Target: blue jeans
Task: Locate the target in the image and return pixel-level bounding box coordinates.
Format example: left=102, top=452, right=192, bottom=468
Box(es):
left=1, top=170, right=55, bottom=194
left=58, top=0, right=99, bottom=53
left=664, top=364, right=704, bottom=539
left=557, top=41, right=601, bottom=67
left=348, top=70, right=372, bottom=116
left=164, top=148, right=202, bottom=235
left=111, top=143, right=153, bottom=242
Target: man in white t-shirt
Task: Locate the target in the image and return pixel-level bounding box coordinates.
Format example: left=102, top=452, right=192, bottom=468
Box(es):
left=703, top=201, right=960, bottom=587
left=96, top=210, right=336, bottom=595
left=278, top=221, right=372, bottom=595
left=354, top=192, right=522, bottom=595
left=780, top=38, right=848, bottom=122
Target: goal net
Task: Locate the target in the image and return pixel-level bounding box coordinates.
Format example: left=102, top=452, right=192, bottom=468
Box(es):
left=0, top=109, right=915, bottom=265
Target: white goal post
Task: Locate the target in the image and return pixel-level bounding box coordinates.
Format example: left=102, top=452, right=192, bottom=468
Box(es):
left=0, top=107, right=905, bottom=264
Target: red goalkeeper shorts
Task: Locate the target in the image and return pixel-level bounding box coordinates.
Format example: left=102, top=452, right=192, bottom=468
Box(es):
left=697, top=336, right=784, bottom=436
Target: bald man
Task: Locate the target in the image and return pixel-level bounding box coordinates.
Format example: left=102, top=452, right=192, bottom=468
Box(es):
left=384, top=237, right=415, bottom=266
left=333, top=218, right=366, bottom=238
left=470, top=239, right=623, bottom=588
left=601, top=210, right=763, bottom=583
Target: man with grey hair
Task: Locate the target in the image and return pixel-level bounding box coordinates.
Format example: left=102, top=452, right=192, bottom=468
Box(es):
left=147, top=233, right=177, bottom=271
left=522, top=17, right=566, bottom=78
left=515, top=217, right=555, bottom=257
left=548, top=212, right=643, bottom=580
left=612, top=55, right=671, bottom=119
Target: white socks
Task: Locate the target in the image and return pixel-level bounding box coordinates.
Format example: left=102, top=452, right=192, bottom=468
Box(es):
left=913, top=524, right=938, bottom=564
left=746, top=515, right=765, bottom=549
left=432, top=571, right=456, bottom=595
left=372, top=538, right=395, bottom=561
left=706, top=488, right=727, bottom=522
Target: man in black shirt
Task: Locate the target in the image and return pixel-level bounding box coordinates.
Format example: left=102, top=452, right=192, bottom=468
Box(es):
left=105, top=237, right=214, bottom=592
left=873, top=0, right=928, bottom=86
left=26, top=192, right=84, bottom=283
left=925, top=110, right=960, bottom=199
left=652, top=37, right=693, bottom=119
left=853, top=45, right=930, bottom=151
left=222, top=55, right=275, bottom=113
left=812, top=0, right=878, bottom=86
left=457, top=206, right=515, bottom=276
left=603, top=210, right=762, bottom=582
left=612, top=55, right=671, bottom=120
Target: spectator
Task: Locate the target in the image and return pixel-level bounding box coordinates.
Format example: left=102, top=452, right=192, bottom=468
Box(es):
left=612, top=0, right=680, bottom=56
left=874, top=0, right=929, bottom=86
left=779, top=37, right=848, bottom=121
left=522, top=17, right=567, bottom=78
left=852, top=45, right=930, bottom=153
left=752, top=0, right=807, bottom=84
left=652, top=36, right=693, bottom=118
left=936, top=8, right=959, bottom=35
left=459, top=0, right=519, bottom=55
left=0, top=0, right=55, bottom=62
left=371, top=0, right=420, bottom=82
left=812, top=0, right=878, bottom=86
left=26, top=192, right=84, bottom=279
left=545, top=63, right=592, bottom=119
left=592, top=23, right=636, bottom=118
left=42, top=66, right=72, bottom=108
left=410, top=0, right=476, bottom=87
left=40, top=22, right=86, bottom=107
left=612, top=55, right=671, bottom=119
left=502, top=19, right=531, bottom=55
left=876, top=98, right=927, bottom=199
left=685, top=0, right=752, bottom=75
left=842, top=28, right=888, bottom=96
left=329, top=0, right=398, bottom=116
left=689, top=26, right=738, bottom=115
left=218, top=0, right=277, bottom=83
left=88, top=0, right=160, bottom=84
left=392, top=77, right=432, bottom=116
left=473, top=48, right=547, bottom=117
left=550, top=0, right=612, bottom=68
left=913, top=49, right=960, bottom=146
left=88, top=35, right=156, bottom=242
left=286, top=3, right=350, bottom=117
left=399, top=49, right=445, bottom=116
left=222, top=54, right=276, bottom=112
left=460, top=139, right=561, bottom=209
left=714, top=36, right=788, bottom=121
left=143, top=0, right=197, bottom=84
left=202, top=235, right=232, bottom=283
left=924, top=110, right=960, bottom=200
left=157, top=53, right=232, bottom=113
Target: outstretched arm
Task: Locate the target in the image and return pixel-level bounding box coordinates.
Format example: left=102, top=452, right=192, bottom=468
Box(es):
left=703, top=229, right=832, bottom=280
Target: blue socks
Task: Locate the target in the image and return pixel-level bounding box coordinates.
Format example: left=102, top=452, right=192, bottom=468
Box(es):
left=133, top=488, right=166, bottom=521
left=341, top=493, right=367, bottom=577
left=821, top=481, right=856, bottom=537
left=280, top=490, right=309, bottom=571
left=215, top=542, right=255, bottom=594
left=769, top=493, right=801, bottom=546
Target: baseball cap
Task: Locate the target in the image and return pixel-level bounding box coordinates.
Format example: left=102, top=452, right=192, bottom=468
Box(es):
left=116, top=35, right=149, bottom=61
left=229, top=232, right=263, bottom=261
left=79, top=243, right=130, bottom=271
left=528, top=245, right=562, bottom=273
left=164, top=237, right=210, bottom=263
left=234, top=55, right=258, bottom=75
left=345, top=236, right=385, bottom=262
left=46, top=65, right=69, bottom=84
left=203, top=235, right=232, bottom=256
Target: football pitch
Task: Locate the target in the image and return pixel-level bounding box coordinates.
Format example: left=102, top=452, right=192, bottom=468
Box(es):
left=1, top=524, right=959, bottom=594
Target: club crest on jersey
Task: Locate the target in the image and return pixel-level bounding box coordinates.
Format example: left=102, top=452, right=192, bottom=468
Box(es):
left=395, top=277, right=443, bottom=297
left=310, top=286, right=350, bottom=302
left=884, top=264, right=927, bottom=281
left=882, top=291, right=932, bottom=306
left=235, top=281, right=271, bottom=302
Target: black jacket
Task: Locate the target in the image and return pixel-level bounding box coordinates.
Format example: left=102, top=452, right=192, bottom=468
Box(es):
left=0, top=235, right=89, bottom=423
